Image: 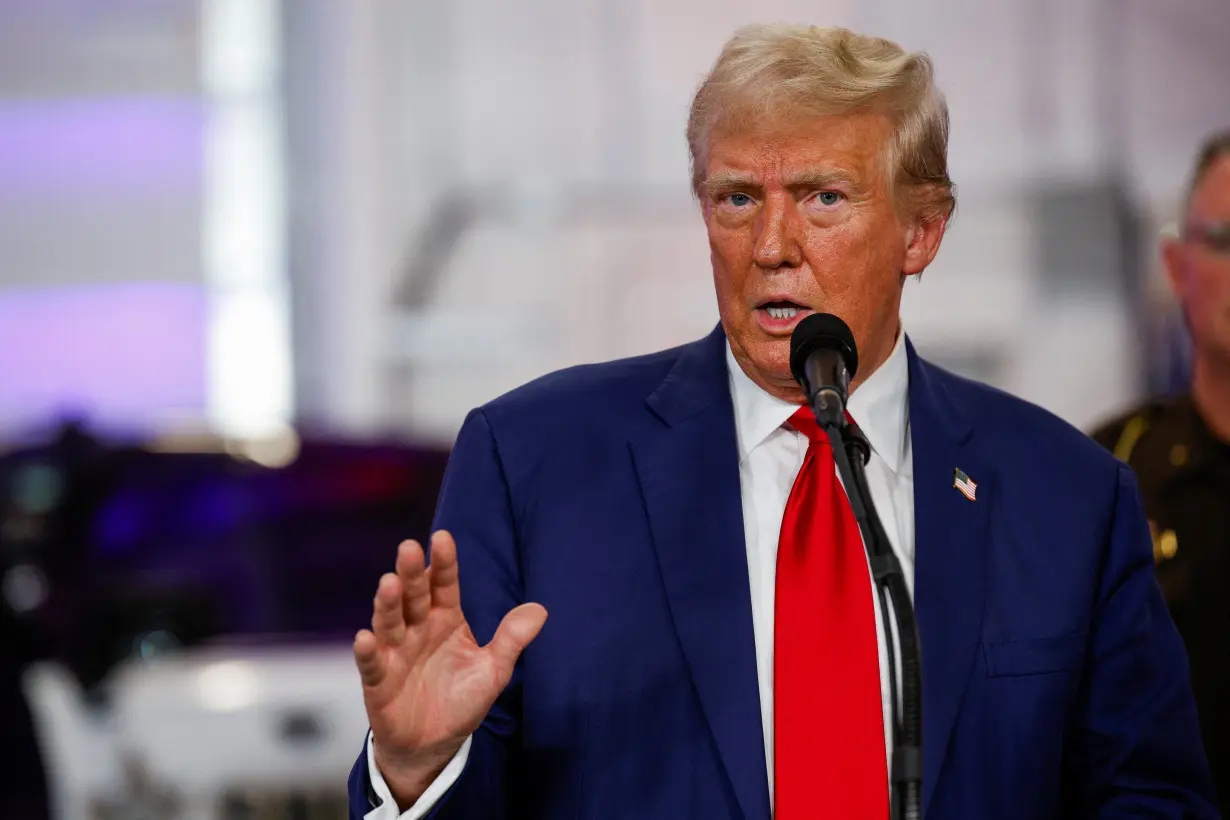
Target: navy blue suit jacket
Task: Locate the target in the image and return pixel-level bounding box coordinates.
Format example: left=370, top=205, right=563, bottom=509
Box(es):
left=350, top=327, right=1217, bottom=818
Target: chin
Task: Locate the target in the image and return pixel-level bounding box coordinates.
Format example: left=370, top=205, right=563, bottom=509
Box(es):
left=747, top=335, right=786, bottom=357
left=748, top=345, right=794, bottom=384
left=727, top=325, right=793, bottom=381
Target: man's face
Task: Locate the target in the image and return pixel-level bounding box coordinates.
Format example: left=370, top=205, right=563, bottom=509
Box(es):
left=701, top=112, right=946, bottom=402
left=1166, top=155, right=1230, bottom=367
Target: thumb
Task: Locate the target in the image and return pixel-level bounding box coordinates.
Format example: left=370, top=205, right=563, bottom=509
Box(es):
left=486, top=603, right=548, bottom=684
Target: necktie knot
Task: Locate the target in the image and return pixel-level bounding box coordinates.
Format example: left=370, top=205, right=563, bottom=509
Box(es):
left=788, top=407, right=861, bottom=447
left=788, top=407, right=825, bottom=445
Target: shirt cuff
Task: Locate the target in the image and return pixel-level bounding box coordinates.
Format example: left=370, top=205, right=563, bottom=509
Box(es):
left=364, top=731, right=473, bottom=820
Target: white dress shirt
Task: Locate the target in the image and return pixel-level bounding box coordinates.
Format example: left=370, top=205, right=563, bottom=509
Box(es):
left=730, top=330, right=914, bottom=806
left=367, top=330, right=914, bottom=819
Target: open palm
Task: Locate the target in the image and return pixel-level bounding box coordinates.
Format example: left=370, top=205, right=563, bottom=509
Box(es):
left=353, top=530, right=547, bottom=806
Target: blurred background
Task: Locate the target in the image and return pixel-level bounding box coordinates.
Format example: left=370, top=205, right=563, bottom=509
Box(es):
left=0, top=0, right=1226, bottom=817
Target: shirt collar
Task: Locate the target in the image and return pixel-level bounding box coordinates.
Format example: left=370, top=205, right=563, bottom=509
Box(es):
left=726, top=328, right=911, bottom=473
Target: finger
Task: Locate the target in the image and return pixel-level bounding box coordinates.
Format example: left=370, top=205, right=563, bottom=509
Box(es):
left=428, top=530, right=461, bottom=610
left=371, top=573, right=407, bottom=645
left=353, top=629, right=386, bottom=687
left=396, top=540, right=430, bottom=625
left=486, top=603, right=548, bottom=684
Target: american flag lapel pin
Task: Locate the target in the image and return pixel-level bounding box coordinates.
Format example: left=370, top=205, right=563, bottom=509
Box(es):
left=953, top=468, right=977, bottom=501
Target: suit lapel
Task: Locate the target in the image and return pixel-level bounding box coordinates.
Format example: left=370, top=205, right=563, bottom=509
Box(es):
left=906, top=341, right=992, bottom=817
left=626, top=331, right=991, bottom=819
left=630, top=326, right=771, bottom=820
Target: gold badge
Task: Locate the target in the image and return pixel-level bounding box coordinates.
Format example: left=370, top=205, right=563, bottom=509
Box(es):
left=1149, top=520, right=1179, bottom=563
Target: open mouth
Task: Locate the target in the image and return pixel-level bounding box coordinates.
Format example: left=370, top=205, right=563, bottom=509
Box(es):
left=755, top=300, right=812, bottom=334
left=763, top=302, right=805, bottom=320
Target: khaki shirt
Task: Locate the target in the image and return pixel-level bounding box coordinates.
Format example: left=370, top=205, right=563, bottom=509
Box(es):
left=1092, top=395, right=1230, bottom=811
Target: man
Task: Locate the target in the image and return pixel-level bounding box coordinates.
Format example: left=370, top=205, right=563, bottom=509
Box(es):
left=1091, top=130, right=1230, bottom=815
left=349, top=25, right=1216, bottom=819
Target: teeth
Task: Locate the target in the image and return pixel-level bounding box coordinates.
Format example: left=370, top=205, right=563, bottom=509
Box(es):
left=766, top=306, right=800, bottom=320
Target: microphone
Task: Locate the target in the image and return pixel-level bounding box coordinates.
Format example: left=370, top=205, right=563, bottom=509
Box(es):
left=789, top=313, right=859, bottom=428
left=789, top=312, right=923, bottom=820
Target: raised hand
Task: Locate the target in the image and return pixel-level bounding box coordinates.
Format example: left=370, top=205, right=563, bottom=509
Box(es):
left=353, top=530, right=547, bottom=808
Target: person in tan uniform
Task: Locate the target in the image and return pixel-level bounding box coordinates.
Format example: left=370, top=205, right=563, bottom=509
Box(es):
left=1091, top=129, right=1230, bottom=815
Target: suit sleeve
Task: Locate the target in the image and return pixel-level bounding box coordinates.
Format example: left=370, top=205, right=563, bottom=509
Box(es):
left=1064, top=463, right=1218, bottom=817
left=348, top=407, right=524, bottom=819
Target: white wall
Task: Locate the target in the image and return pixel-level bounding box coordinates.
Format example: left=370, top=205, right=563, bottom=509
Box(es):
left=282, top=0, right=1230, bottom=441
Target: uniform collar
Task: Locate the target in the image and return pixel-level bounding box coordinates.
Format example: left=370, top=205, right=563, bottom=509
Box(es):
left=726, top=328, right=911, bottom=473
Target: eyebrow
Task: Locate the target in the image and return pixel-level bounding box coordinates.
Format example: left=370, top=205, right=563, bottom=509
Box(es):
left=784, top=168, right=858, bottom=189
left=701, top=168, right=859, bottom=195
left=701, top=172, right=760, bottom=194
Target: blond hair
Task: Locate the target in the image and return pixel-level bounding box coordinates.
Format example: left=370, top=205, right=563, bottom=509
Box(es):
left=687, top=24, right=956, bottom=222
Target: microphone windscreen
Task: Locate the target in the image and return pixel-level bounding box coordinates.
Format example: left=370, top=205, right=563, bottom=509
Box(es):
left=789, top=313, right=859, bottom=385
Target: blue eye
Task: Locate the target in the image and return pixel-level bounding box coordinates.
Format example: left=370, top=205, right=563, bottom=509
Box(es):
left=816, top=191, right=843, bottom=206
left=726, top=193, right=752, bottom=207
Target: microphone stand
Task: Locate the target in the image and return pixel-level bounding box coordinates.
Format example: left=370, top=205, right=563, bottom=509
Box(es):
left=815, top=409, right=923, bottom=820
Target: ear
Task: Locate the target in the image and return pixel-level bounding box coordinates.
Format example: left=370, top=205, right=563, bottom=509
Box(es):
left=1161, top=236, right=1185, bottom=298
left=902, top=211, right=949, bottom=277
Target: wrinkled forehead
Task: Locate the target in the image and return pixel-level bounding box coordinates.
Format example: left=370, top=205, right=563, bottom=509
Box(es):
left=703, top=110, right=895, bottom=180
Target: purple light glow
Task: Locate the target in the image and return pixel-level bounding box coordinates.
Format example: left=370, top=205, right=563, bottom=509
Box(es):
left=0, top=281, right=207, bottom=433
left=0, top=97, right=204, bottom=198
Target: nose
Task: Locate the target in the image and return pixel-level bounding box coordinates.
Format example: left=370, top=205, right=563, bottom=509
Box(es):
left=752, top=191, right=803, bottom=269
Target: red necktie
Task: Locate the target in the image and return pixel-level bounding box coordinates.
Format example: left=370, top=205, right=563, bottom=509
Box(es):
left=774, top=407, right=888, bottom=819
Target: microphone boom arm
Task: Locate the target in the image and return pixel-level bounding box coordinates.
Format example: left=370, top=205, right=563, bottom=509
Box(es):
left=818, top=409, right=923, bottom=820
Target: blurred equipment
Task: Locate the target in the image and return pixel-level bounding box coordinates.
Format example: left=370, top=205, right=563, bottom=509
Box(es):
left=1090, top=130, right=1230, bottom=816
left=1, top=419, right=450, bottom=819
left=29, top=647, right=367, bottom=820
